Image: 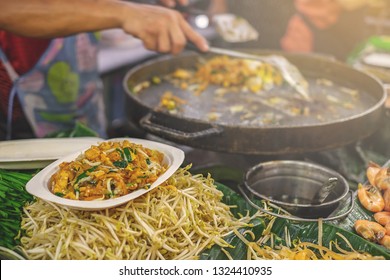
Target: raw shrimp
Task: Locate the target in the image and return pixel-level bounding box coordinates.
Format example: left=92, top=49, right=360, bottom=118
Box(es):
left=354, top=220, right=386, bottom=242
left=383, top=188, right=390, bottom=212
left=375, top=167, right=390, bottom=192
left=357, top=183, right=385, bottom=213
left=385, top=223, right=390, bottom=236
left=366, top=161, right=381, bottom=187
left=373, top=211, right=390, bottom=226
left=378, top=235, right=390, bottom=249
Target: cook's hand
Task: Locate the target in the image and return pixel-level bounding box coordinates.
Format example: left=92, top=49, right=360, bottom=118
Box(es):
left=122, top=3, right=209, bottom=54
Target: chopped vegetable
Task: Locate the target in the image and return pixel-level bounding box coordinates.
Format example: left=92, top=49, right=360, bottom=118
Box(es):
left=158, top=91, right=187, bottom=112
left=168, top=56, right=283, bottom=95
left=0, top=169, right=34, bottom=249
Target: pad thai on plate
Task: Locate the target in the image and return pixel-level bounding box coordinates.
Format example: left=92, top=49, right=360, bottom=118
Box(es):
left=25, top=138, right=184, bottom=210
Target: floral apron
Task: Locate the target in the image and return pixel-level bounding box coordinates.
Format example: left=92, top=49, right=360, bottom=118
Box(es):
left=0, top=33, right=107, bottom=139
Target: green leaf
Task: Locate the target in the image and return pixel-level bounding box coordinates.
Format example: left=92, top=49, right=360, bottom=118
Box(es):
left=45, top=121, right=98, bottom=138
left=200, top=217, right=266, bottom=260
left=55, top=192, right=65, bottom=197
left=198, top=183, right=266, bottom=260
left=75, top=166, right=98, bottom=184
left=0, top=170, right=34, bottom=249
left=113, top=160, right=127, bottom=168
left=123, top=148, right=133, bottom=163
left=216, top=183, right=258, bottom=218
left=270, top=218, right=390, bottom=259
left=116, top=148, right=125, bottom=161
left=329, top=195, right=374, bottom=231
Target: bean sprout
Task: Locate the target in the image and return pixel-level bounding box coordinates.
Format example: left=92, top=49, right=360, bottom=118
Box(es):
left=20, top=166, right=250, bottom=260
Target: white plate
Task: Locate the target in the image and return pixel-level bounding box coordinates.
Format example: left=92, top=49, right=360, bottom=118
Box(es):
left=0, top=137, right=103, bottom=170
left=363, top=53, right=390, bottom=69
left=26, top=138, right=185, bottom=210
left=213, top=13, right=259, bottom=43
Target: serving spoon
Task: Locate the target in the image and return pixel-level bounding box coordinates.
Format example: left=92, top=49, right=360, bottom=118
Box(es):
left=312, top=177, right=339, bottom=205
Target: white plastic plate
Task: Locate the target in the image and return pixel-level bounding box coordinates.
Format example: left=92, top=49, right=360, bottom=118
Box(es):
left=26, top=138, right=185, bottom=211
left=213, top=13, right=259, bottom=43
left=363, top=53, right=390, bottom=69
left=0, top=137, right=103, bottom=170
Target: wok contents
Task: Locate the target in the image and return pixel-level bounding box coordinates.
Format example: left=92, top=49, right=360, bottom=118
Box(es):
left=49, top=140, right=167, bottom=201
left=20, top=167, right=384, bottom=260
left=168, top=56, right=283, bottom=95
left=355, top=162, right=390, bottom=249
left=131, top=55, right=374, bottom=126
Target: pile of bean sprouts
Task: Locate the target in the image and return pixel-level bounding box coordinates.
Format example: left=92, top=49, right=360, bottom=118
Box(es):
left=20, top=166, right=251, bottom=260
left=19, top=166, right=385, bottom=260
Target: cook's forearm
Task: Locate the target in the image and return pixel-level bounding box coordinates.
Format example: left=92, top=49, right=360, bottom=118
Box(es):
left=0, top=0, right=209, bottom=55
left=0, top=0, right=128, bottom=38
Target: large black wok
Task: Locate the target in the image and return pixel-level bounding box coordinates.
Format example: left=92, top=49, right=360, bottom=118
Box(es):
left=123, top=51, right=386, bottom=155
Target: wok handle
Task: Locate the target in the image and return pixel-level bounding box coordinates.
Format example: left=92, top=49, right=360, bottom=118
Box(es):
left=139, top=113, right=223, bottom=141
left=237, top=184, right=355, bottom=222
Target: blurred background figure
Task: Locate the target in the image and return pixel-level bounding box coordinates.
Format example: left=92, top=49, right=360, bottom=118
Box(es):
left=203, top=0, right=390, bottom=161
left=207, top=0, right=295, bottom=50
left=281, top=0, right=389, bottom=60
left=206, top=0, right=389, bottom=61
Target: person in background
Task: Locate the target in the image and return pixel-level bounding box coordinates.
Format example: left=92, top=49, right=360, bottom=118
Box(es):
left=0, top=0, right=209, bottom=140
left=281, top=0, right=387, bottom=60
left=208, top=0, right=385, bottom=61
left=207, top=0, right=295, bottom=50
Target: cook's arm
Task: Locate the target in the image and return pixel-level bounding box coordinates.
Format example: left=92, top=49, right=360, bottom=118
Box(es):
left=0, top=0, right=208, bottom=54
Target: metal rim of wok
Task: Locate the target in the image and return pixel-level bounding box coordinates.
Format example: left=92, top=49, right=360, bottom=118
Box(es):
left=123, top=51, right=386, bottom=155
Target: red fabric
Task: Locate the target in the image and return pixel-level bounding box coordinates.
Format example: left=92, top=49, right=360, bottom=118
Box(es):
left=0, top=31, right=50, bottom=120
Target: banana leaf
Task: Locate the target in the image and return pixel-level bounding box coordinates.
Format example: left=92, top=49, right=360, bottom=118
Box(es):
left=329, top=193, right=374, bottom=231
left=271, top=218, right=390, bottom=259
left=200, top=217, right=266, bottom=260
left=203, top=183, right=390, bottom=260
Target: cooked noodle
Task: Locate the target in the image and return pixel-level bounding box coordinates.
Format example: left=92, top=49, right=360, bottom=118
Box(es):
left=49, top=140, right=166, bottom=201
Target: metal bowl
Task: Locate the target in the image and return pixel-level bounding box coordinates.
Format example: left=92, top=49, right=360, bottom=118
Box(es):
left=243, top=160, right=350, bottom=219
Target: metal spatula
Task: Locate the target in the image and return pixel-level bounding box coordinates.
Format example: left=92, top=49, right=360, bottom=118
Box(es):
left=186, top=43, right=310, bottom=101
